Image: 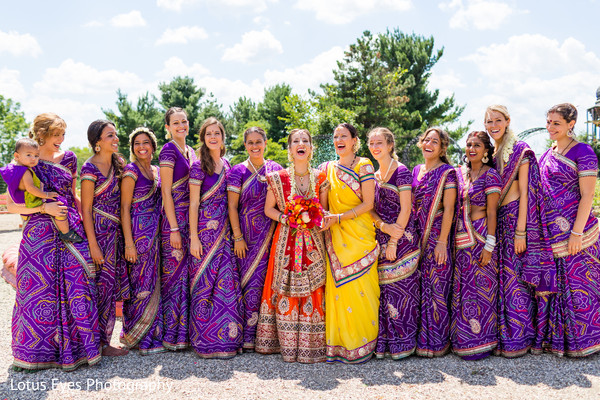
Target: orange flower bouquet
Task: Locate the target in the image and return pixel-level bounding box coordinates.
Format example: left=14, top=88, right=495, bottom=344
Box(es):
left=284, top=195, right=324, bottom=231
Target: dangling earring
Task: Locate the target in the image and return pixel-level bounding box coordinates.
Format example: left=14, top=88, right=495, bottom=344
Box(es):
left=482, top=154, right=489, bottom=164
left=95, top=145, right=101, bottom=153
left=568, top=127, right=575, bottom=138
left=287, top=151, right=293, bottom=163
left=166, top=131, right=172, bottom=140
left=39, top=138, right=45, bottom=146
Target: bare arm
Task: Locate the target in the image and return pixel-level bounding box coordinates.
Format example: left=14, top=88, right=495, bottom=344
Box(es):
left=480, top=191, right=500, bottom=266
left=72, top=177, right=82, bottom=214
left=264, top=187, right=281, bottom=222
left=121, top=175, right=137, bottom=263
left=22, top=171, right=54, bottom=199
left=568, top=175, right=596, bottom=255
left=6, top=192, right=65, bottom=217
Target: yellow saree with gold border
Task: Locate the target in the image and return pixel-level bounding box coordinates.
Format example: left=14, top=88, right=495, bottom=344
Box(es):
left=324, top=158, right=380, bottom=363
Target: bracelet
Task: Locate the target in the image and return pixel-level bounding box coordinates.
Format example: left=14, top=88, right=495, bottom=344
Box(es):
left=514, top=229, right=526, bottom=236
left=125, top=245, right=135, bottom=250
left=234, top=235, right=244, bottom=242
left=40, top=203, right=46, bottom=214
left=375, top=220, right=383, bottom=229
left=484, top=244, right=496, bottom=252
left=436, top=240, right=447, bottom=244
left=571, top=230, right=583, bottom=237
left=388, top=242, right=397, bottom=247
left=170, top=226, right=180, bottom=232
left=351, top=208, right=358, bottom=218
left=338, top=214, right=341, bottom=224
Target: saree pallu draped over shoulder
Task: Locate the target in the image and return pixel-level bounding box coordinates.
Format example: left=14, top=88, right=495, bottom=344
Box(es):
left=324, top=159, right=380, bottom=364
left=80, top=161, right=129, bottom=348
left=227, top=160, right=283, bottom=350
left=120, top=163, right=165, bottom=354
left=494, top=141, right=556, bottom=357
left=374, top=165, right=421, bottom=359
left=12, top=152, right=101, bottom=371
left=540, top=143, right=600, bottom=357
left=189, top=160, right=243, bottom=358
left=451, top=167, right=502, bottom=359
left=411, top=163, right=457, bottom=357
left=255, top=168, right=327, bottom=363
left=159, top=142, right=197, bottom=350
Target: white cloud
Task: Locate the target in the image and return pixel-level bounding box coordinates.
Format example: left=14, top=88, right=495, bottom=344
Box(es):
left=23, top=95, right=103, bottom=148
left=82, top=20, right=103, bottom=28
left=222, top=29, right=283, bottom=63
left=429, top=69, right=465, bottom=100
left=294, top=0, right=411, bottom=24
left=33, top=59, right=144, bottom=96
left=157, top=0, right=276, bottom=12
left=439, top=0, right=517, bottom=30
left=155, top=26, right=208, bottom=45
left=264, top=46, right=345, bottom=94
left=156, top=56, right=211, bottom=79
left=0, top=30, right=42, bottom=57
left=0, top=68, right=27, bottom=100
left=110, top=10, right=147, bottom=28
left=460, top=35, right=600, bottom=145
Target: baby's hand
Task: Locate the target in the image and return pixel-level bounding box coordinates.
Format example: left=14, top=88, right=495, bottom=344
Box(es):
left=45, top=191, right=59, bottom=200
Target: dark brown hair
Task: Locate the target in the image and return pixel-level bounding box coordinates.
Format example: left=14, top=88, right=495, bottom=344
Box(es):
left=15, top=137, right=39, bottom=153
left=87, top=119, right=124, bottom=178
left=547, top=103, right=577, bottom=123
left=417, top=127, right=451, bottom=165
left=198, top=117, right=226, bottom=175
left=244, top=126, right=267, bottom=142
left=463, top=131, right=495, bottom=169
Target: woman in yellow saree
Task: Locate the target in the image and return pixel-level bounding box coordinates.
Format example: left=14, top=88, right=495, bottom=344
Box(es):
left=321, top=123, right=379, bottom=363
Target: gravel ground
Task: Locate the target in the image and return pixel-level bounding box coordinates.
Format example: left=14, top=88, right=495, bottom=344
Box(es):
left=0, top=213, right=599, bottom=400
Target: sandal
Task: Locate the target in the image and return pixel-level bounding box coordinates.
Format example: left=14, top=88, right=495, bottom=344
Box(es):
left=60, top=229, right=84, bottom=243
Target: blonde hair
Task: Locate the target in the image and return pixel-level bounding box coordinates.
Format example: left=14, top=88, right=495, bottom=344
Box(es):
left=367, top=127, right=398, bottom=160
left=485, top=104, right=515, bottom=173
left=29, top=113, right=67, bottom=145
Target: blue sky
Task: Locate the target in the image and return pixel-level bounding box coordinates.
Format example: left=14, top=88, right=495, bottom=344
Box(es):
left=1, top=0, right=599, bottom=149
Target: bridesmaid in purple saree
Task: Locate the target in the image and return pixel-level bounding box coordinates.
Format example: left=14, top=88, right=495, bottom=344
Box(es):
left=189, top=117, right=243, bottom=358
left=227, top=127, right=283, bottom=350
left=541, top=103, right=600, bottom=357
left=81, top=119, right=129, bottom=357
left=159, top=107, right=197, bottom=350
left=484, top=105, right=556, bottom=357
left=120, top=127, right=165, bottom=354
left=368, top=127, right=421, bottom=359
left=9, top=113, right=101, bottom=371
left=411, top=127, right=457, bottom=357
left=451, top=131, right=501, bottom=360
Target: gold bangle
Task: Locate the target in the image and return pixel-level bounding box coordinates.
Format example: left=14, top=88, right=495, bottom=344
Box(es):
left=40, top=203, right=46, bottom=214
left=351, top=208, right=358, bottom=218
left=375, top=220, right=383, bottom=229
